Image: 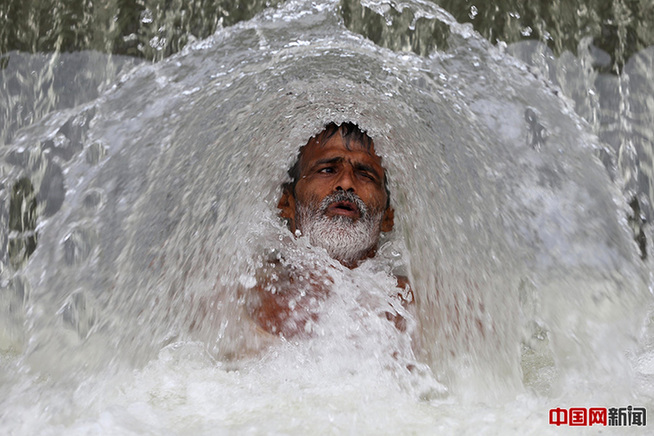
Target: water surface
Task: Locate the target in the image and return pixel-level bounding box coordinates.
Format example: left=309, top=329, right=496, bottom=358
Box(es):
left=1, top=0, right=653, bottom=434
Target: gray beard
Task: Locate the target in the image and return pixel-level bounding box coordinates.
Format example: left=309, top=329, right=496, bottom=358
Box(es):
left=296, top=191, right=384, bottom=265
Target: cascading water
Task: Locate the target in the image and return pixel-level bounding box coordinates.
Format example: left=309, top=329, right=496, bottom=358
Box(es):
left=1, top=0, right=652, bottom=434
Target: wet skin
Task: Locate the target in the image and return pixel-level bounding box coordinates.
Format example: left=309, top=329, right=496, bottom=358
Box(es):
left=248, top=262, right=413, bottom=338
left=247, top=130, right=412, bottom=338
left=277, top=132, right=395, bottom=243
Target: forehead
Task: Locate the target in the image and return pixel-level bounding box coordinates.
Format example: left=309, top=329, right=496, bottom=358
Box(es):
left=299, top=132, right=384, bottom=170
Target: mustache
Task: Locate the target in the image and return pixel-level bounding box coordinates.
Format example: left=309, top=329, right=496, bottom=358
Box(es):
left=319, top=191, right=368, bottom=216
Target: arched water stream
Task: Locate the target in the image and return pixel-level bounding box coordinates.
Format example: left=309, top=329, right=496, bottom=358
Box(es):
left=1, top=0, right=653, bottom=434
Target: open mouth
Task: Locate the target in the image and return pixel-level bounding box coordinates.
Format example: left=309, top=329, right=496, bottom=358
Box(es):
left=326, top=200, right=360, bottom=219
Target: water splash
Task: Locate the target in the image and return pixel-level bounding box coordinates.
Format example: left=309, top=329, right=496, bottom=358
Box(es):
left=0, top=0, right=652, bottom=433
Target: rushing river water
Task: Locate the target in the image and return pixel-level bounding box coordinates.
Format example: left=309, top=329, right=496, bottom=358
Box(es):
left=1, top=0, right=653, bottom=434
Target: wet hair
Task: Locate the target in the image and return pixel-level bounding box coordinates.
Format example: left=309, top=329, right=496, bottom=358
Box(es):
left=284, top=122, right=391, bottom=208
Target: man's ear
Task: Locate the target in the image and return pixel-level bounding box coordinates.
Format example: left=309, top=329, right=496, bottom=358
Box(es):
left=277, top=187, right=297, bottom=232
left=381, top=206, right=394, bottom=232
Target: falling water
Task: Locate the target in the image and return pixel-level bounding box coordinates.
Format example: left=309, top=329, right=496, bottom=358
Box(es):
left=1, top=0, right=653, bottom=434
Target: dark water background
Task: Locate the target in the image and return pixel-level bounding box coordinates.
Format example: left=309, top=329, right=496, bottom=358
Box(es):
left=2, top=0, right=652, bottom=67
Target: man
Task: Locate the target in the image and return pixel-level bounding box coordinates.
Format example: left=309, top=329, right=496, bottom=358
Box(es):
left=247, top=122, right=412, bottom=338
left=278, top=122, right=395, bottom=267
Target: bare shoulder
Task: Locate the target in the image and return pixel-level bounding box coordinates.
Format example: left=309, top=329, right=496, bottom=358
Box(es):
left=396, top=275, right=411, bottom=290
left=395, top=275, right=414, bottom=306
left=246, top=259, right=330, bottom=338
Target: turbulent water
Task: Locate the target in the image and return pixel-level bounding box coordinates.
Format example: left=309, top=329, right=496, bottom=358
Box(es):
left=1, top=0, right=653, bottom=434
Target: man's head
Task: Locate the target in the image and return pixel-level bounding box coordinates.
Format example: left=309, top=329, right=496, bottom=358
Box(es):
left=278, top=122, right=394, bottom=267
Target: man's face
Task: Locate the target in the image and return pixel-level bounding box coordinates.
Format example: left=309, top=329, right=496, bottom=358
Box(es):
left=278, top=132, right=394, bottom=266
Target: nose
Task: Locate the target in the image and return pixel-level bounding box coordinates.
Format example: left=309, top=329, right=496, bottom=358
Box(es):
left=334, top=165, right=356, bottom=193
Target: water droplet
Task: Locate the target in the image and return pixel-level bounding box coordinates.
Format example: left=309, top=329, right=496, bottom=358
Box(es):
left=469, top=6, right=478, bottom=19
left=140, top=9, right=153, bottom=24
left=85, top=142, right=107, bottom=165
left=59, top=290, right=96, bottom=339
left=63, top=225, right=97, bottom=265
left=82, top=188, right=104, bottom=211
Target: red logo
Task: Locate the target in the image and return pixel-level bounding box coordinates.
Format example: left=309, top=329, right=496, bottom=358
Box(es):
left=589, top=408, right=607, bottom=426
left=569, top=408, right=587, bottom=426
left=549, top=406, right=645, bottom=427
left=549, top=408, right=567, bottom=426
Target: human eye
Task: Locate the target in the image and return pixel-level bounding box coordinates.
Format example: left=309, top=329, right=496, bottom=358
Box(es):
left=318, top=166, right=335, bottom=174
left=357, top=167, right=378, bottom=182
